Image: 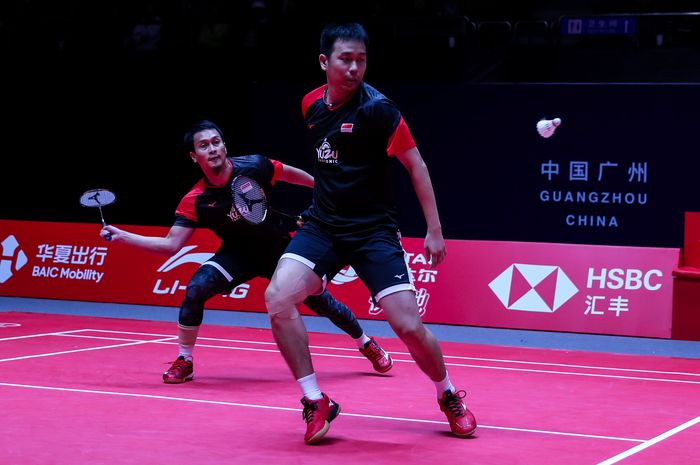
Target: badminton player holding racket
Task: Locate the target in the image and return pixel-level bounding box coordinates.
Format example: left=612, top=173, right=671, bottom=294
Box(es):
left=264, top=23, right=476, bottom=444
left=100, top=120, right=392, bottom=384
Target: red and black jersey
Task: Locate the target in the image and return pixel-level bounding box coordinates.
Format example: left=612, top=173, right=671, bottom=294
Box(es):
left=301, top=82, right=416, bottom=233
left=174, top=155, right=288, bottom=244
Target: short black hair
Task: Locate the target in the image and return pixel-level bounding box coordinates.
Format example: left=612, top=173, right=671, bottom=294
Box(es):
left=320, top=22, right=369, bottom=58
left=183, top=120, right=223, bottom=153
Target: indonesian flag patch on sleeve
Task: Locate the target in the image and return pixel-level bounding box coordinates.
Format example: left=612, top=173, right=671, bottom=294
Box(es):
left=340, top=123, right=354, bottom=133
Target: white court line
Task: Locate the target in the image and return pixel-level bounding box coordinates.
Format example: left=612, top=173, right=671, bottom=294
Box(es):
left=0, top=336, right=177, bottom=362
left=3, top=329, right=699, bottom=384
left=0, top=381, right=645, bottom=443
left=596, top=416, right=700, bottom=464
left=54, top=329, right=700, bottom=378
left=438, top=361, right=700, bottom=385
left=0, top=329, right=89, bottom=342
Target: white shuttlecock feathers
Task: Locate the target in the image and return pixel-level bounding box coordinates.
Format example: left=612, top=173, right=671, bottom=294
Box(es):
left=536, top=118, right=562, bottom=138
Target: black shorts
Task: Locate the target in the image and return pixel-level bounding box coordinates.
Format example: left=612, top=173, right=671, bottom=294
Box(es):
left=204, top=236, right=290, bottom=289
left=281, top=220, right=415, bottom=301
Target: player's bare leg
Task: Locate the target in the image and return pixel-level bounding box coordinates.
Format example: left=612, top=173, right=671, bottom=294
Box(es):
left=380, top=290, right=476, bottom=437
left=265, top=258, right=340, bottom=444
left=380, top=290, right=446, bottom=379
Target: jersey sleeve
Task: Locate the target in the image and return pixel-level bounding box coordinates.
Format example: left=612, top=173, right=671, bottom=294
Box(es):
left=173, top=182, right=203, bottom=226
left=367, top=99, right=416, bottom=156
left=387, top=116, right=416, bottom=156
left=268, top=159, right=284, bottom=184
left=250, top=154, right=278, bottom=186
left=173, top=214, right=196, bottom=228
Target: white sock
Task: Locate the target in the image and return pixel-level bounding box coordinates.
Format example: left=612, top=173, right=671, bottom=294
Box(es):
left=355, top=333, right=371, bottom=348
left=178, top=323, right=199, bottom=360
left=297, top=373, right=323, bottom=400
left=434, top=371, right=455, bottom=397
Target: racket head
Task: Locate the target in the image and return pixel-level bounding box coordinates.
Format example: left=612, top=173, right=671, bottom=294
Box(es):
left=80, top=189, right=116, bottom=208
left=231, top=175, right=268, bottom=225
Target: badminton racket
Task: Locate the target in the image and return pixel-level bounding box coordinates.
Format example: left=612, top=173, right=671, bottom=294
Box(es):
left=230, top=175, right=301, bottom=226
left=80, top=188, right=116, bottom=241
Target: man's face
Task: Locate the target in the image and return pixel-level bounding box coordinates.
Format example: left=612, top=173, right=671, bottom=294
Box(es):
left=323, top=39, right=366, bottom=94
left=191, top=129, right=227, bottom=169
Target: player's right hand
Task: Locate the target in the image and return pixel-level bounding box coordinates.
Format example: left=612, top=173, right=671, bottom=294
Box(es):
left=100, top=225, right=118, bottom=241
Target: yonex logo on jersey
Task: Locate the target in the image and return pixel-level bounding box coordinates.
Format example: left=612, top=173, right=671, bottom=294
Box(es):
left=316, top=138, right=339, bottom=164
left=488, top=263, right=578, bottom=313
left=0, top=235, right=28, bottom=284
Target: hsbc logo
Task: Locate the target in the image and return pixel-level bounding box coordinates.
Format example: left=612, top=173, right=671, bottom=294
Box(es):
left=0, top=235, right=28, bottom=284
left=489, top=263, right=578, bottom=313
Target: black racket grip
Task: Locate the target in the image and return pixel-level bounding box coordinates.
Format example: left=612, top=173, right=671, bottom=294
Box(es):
left=101, top=224, right=112, bottom=241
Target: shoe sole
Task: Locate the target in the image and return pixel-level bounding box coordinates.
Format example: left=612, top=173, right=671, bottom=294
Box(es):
left=162, top=373, right=194, bottom=384
left=305, top=403, right=341, bottom=445
left=451, top=425, right=477, bottom=438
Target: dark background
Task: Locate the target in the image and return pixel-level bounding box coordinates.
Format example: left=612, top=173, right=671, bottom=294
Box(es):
left=2, top=1, right=699, bottom=247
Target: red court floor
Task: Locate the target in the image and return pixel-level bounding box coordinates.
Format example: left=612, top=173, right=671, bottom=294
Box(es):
left=1, top=311, right=699, bottom=465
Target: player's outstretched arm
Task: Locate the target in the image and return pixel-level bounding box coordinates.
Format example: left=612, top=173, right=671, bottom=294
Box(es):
left=277, top=163, right=314, bottom=188
left=100, top=225, right=194, bottom=255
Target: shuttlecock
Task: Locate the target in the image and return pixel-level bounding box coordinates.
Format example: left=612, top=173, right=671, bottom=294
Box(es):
left=536, top=117, right=562, bottom=139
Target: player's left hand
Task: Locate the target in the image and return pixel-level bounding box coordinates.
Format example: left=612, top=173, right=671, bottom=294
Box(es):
left=424, top=229, right=446, bottom=268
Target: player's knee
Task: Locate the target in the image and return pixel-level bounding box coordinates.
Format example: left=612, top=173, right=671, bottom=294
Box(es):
left=264, top=281, right=281, bottom=310
left=392, top=317, right=425, bottom=343
left=264, top=282, right=292, bottom=316
left=268, top=304, right=300, bottom=320
left=184, top=281, right=209, bottom=305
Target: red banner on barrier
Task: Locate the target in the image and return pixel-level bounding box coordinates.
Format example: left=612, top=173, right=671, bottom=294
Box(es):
left=0, top=219, right=679, bottom=338
left=682, top=211, right=700, bottom=268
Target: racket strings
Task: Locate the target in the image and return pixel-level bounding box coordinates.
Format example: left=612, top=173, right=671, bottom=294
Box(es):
left=232, top=176, right=268, bottom=225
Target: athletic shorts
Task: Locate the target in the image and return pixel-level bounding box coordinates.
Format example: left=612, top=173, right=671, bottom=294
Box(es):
left=281, top=220, right=415, bottom=302
left=203, top=236, right=289, bottom=289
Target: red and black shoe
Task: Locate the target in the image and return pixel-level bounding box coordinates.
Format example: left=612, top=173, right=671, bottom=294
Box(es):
left=301, top=393, right=341, bottom=444
left=359, top=338, right=393, bottom=373
left=162, top=356, right=194, bottom=384
left=438, top=389, right=477, bottom=437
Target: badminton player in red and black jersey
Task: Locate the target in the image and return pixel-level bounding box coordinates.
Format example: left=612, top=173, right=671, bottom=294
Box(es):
left=100, top=120, right=392, bottom=384
left=265, top=23, right=477, bottom=444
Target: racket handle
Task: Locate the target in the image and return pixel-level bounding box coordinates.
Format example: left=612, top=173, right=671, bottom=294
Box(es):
left=101, top=223, right=112, bottom=241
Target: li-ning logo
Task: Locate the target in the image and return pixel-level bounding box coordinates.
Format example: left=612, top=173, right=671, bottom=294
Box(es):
left=157, top=246, right=214, bottom=272
left=153, top=245, right=249, bottom=299
left=0, top=235, right=28, bottom=284
left=316, top=138, right=339, bottom=164
left=488, top=263, right=578, bottom=313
